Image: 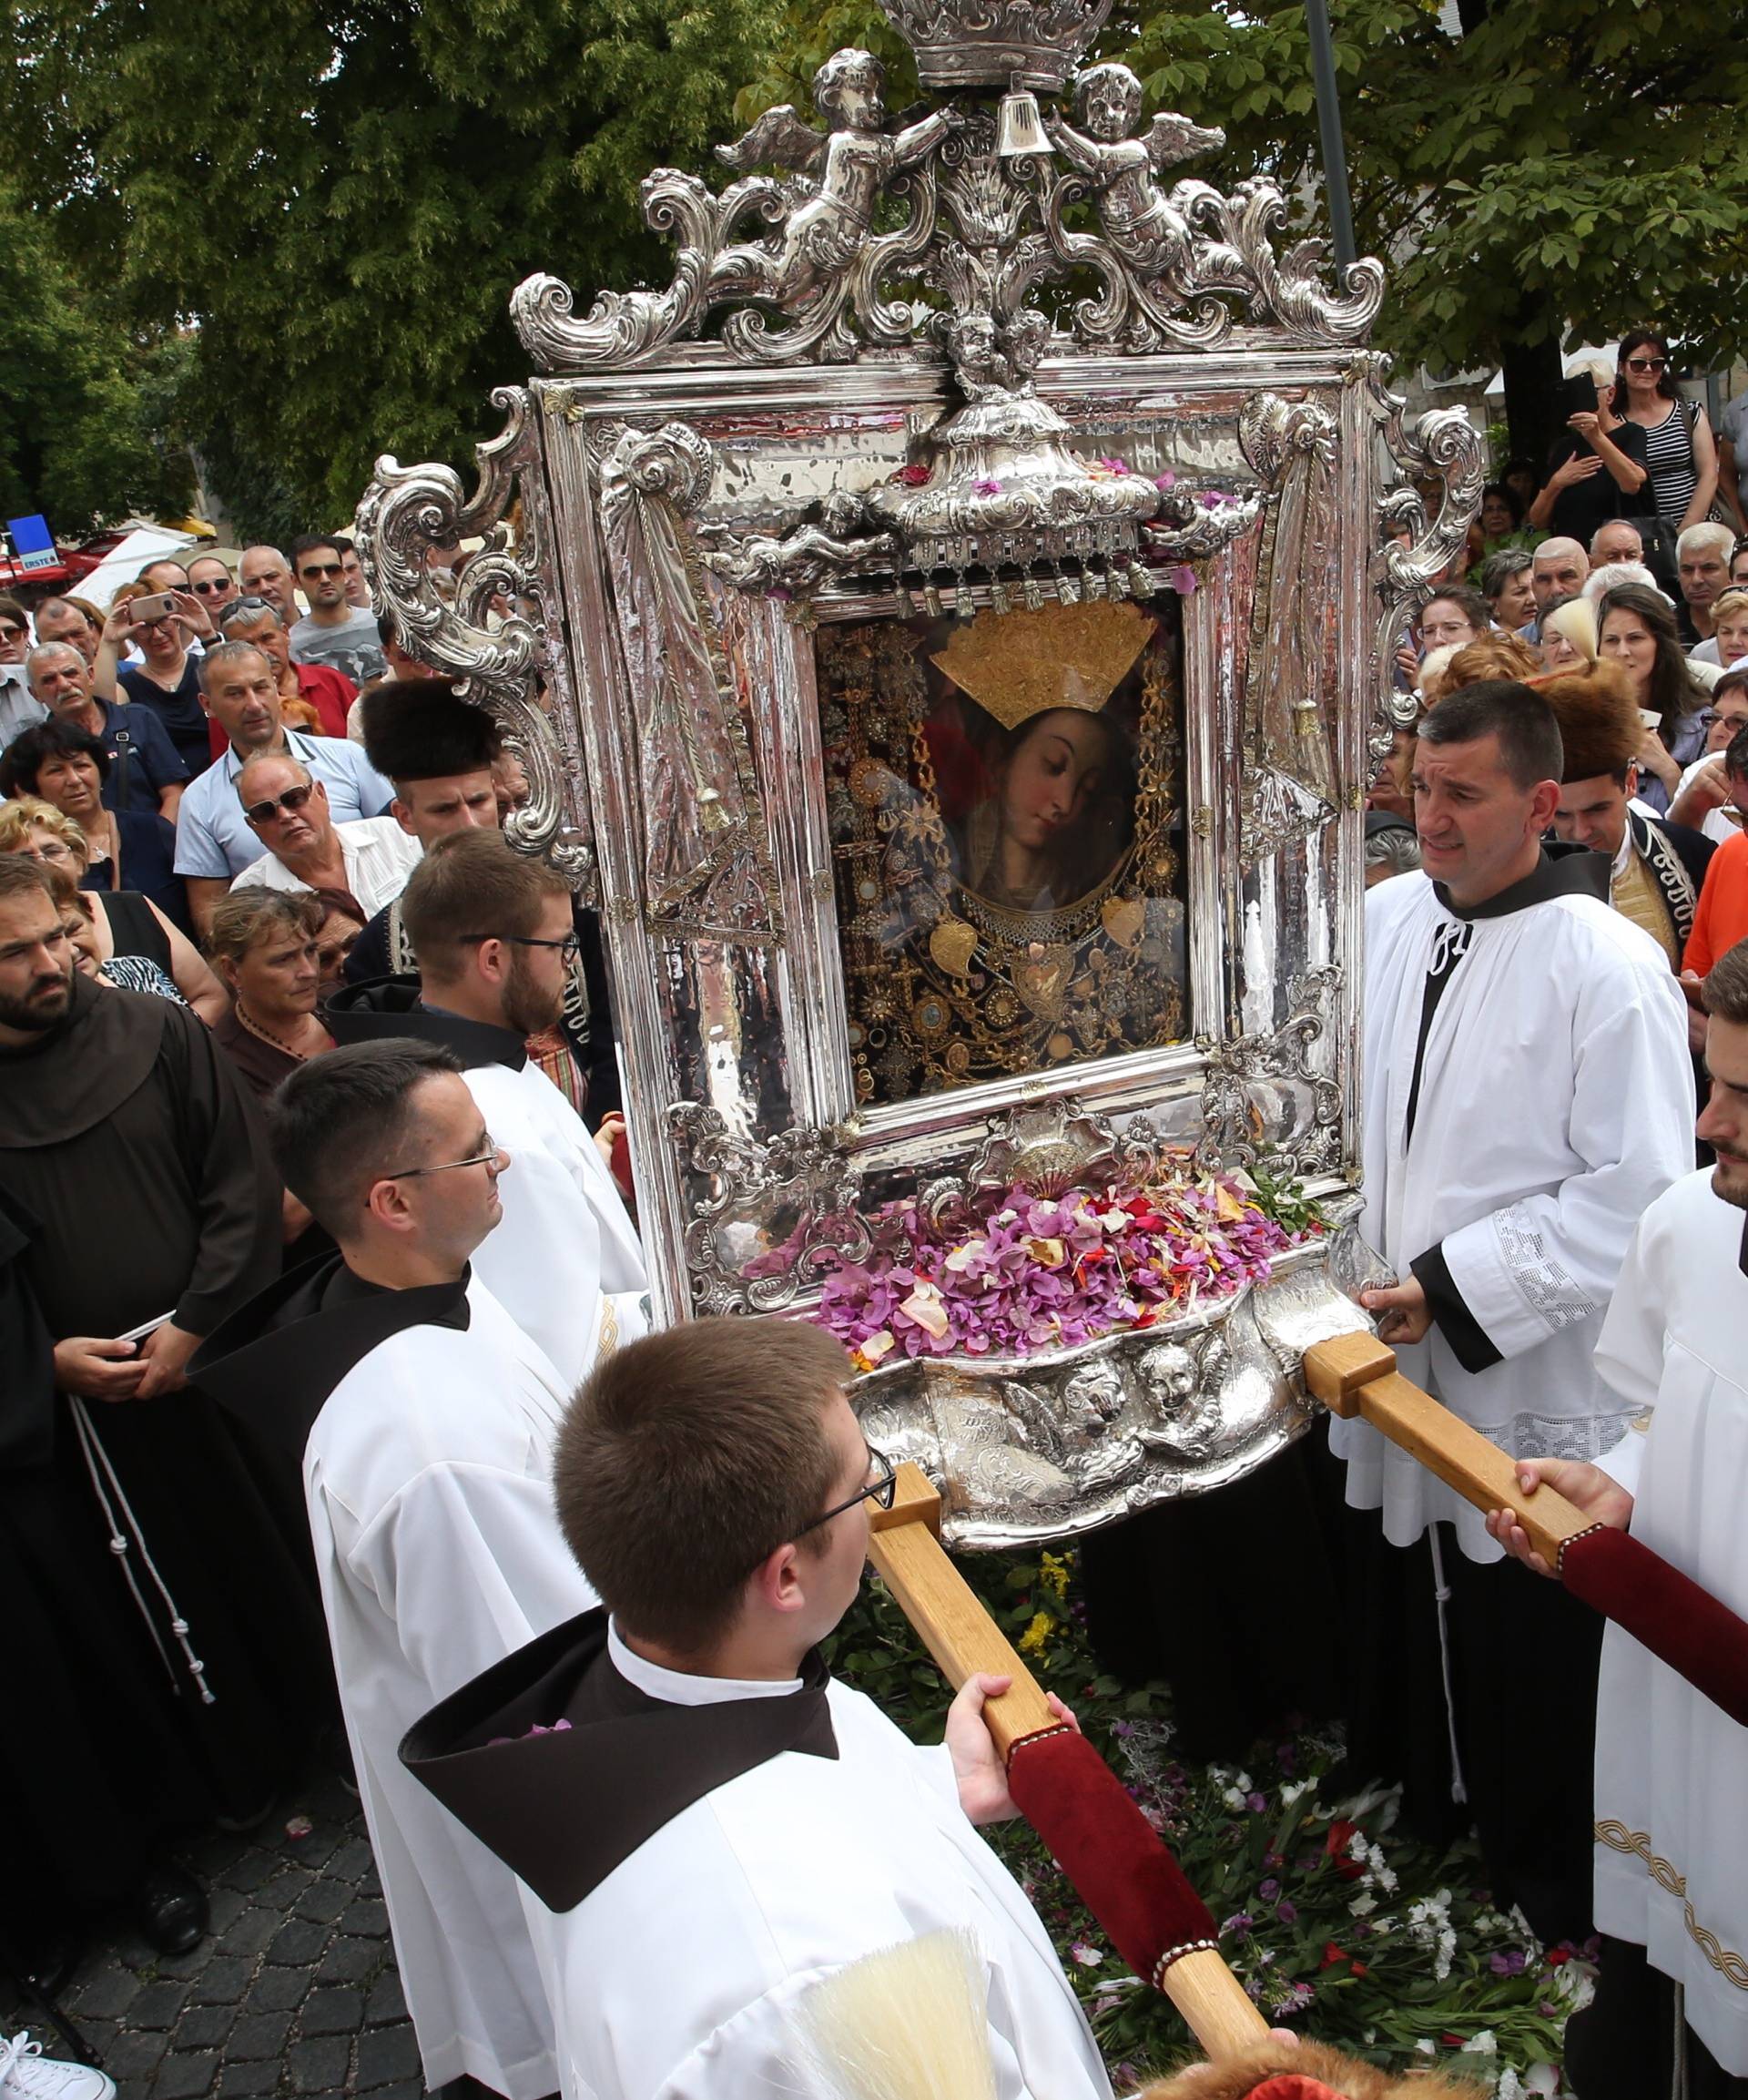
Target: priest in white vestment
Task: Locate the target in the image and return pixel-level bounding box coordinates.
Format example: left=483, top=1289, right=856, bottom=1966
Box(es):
left=326, top=826, right=646, bottom=1391
left=194, top=1040, right=595, bottom=2100
left=403, top=1318, right=1114, bottom=2100
left=1338, top=680, right=1693, bottom=1942
left=1489, top=937, right=1748, bottom=2093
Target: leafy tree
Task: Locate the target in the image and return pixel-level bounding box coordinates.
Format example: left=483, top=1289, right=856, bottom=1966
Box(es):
left=2, top=0, right=786, bottom=536
left=0, top=181, right=195, bottom=530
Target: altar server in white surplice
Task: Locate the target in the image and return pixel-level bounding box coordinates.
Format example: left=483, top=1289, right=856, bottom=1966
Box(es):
left=192, top=1041, right=594, bottom=2100
left=325, top=828, right=646, bottom=1392
left=1336, top=679, right=1693, bottom=1945
left=1489, top=938, right=1748, bottom=2094
left=401, top=1319, right=1114, bottom=2100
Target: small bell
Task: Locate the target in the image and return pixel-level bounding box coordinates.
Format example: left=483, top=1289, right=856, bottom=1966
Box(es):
left=996, top=76, right=1051, bottom=159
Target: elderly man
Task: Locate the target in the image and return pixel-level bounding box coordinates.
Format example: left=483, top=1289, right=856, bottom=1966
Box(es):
left=1525, top=536, right=1590, bottom=637
left=229, top=752, right=421, bottom=919
left=186, top=555, right=239, bottom=623
left=33, top=596, right=103, bottom=668
left=25, top=643, right=188, bottom=821
left=238, top=545, right=300, bottom=627
left=1591, top=518, right=1646, bottom=570
left=173, top=643, right=394, bottom=924
left=1342, top=679, right=1692, bottom=1944
left=1679, top=522, right=1736, bottom=656
left=289, top=536, right=386, bottom=688
left=219, top=596, right=355, bottom=738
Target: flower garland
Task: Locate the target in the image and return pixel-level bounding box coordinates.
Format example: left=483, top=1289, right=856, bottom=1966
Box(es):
left=808, top=1171, right=1320, bottom=1371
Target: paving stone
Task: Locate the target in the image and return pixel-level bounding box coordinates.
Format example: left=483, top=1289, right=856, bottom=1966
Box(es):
left=287, top=2032, right=351, bottom=2093
left=153, top=2049, right=220, bottom=2099
left=247, top=1963, right=311, bottom=2013
left=255, top=1868, right=313, bottom=1911
left=291, top=1880, right=351, bottom=1925
left=217, top=1907, right=280, bottom=1959
left=216, top=2058, right=281, bottom=2098
left=100, top=2028, right=174, bottom=2085
left=218, top=1852, right=279, bottom=1895
left=204, top=1888, right=249, bottom=1936
left=316, top=1935, right=381, bottom=1986
left=363, top=1973, right=407, bottom=2025
left=300, top=1983, right=364, bottom=2037
left=266, top=1918, right=329, bottom=1969
left=129, top=1979, right=191, bottom=2031
left=226, top=2008, right=294, bottom=2062
left=354, top=2020, right=422, bottom=2090
left=174, top=2001, right=239, bottom=2051
left=339, top=1897, right=389, bottom=1940
left=189, top=1956, right=255, bottom=2007
left=152, top=1940, right=217, bottom=1981
left=68, top=1968, right=141, bottom=2020
left=370, top=2081, right=423, bottom=2100
left=328, top=1838, right=375, bottom=1881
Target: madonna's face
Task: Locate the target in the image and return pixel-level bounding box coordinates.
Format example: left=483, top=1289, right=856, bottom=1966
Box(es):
left=1001, top=708, right=1110, bottom=852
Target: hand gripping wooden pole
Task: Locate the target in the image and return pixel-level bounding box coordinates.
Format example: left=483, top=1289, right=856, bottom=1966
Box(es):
left=868, top=1464, right=1269, bottom=2061
left=1302, top=1332, right=1748, bottom=1729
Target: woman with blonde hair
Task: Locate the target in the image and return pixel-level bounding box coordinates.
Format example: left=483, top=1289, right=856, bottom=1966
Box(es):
left=0, top=796, right=225, bottom=1022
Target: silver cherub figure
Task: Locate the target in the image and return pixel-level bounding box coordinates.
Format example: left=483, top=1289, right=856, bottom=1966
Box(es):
left=1046, top=63, right=1225, bottom=280
left=711, top=49, right=956, bottom=310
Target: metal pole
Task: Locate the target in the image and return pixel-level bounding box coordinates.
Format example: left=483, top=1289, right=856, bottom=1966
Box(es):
left=1304, top=0, right=1357, bottom=272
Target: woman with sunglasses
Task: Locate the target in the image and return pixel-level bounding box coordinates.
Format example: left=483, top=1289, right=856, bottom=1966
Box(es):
left=1610, top=328, right=1720, bottom=535
left=0, top=719, right=192, bottom=933
left=93, top=584, right=217, bottom=776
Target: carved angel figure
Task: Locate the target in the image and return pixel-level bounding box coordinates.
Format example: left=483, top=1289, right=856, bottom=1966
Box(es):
left=1046, top=64, right=1226, bottom=280
left=702, top=493, right=897, bottom=596
left=711, top=48, right=955, bottom=311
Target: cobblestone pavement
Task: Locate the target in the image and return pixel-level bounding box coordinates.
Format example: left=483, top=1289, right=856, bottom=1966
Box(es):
left=1, top=1769, right=428, bottom=2100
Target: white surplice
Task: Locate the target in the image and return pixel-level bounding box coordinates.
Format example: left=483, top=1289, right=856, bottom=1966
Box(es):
left=462, top=1057, right=648, bottom=1393
left=1334, top=866, right=1693, bottom=1560
left=543, top=1658, right=1113, bottom=2100
left=1590, top=1167, right=1748, bottom=2074
left=306, top=1272, right=591, bottom=2099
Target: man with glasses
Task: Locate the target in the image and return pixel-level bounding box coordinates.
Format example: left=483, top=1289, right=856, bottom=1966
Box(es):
left=402, top=1315, right=1111, bottom=2100
left=327, top=829, right=645, bottom=1388
left=288, top=535, right=387, bottom=688
left=172, top=642, right=395, bottom=928
left=193, top=1039, right=595, bottom=2100
left=219, top=595, right=356, bottom=739
left=228, top=752, right=422, bottom=919
left=185, top=554, right=239, bottom=621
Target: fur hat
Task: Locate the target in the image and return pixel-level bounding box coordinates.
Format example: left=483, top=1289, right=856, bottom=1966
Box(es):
left=1140, top=2038, right=1481, bottom=2100
left=1530, top=659, right=1640, bottom=782
left=360, top=678, right=501, bottom=784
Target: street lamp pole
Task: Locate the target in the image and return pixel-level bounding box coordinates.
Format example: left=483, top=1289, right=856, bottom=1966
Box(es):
left=1304, top=0, right=1357, bottom=272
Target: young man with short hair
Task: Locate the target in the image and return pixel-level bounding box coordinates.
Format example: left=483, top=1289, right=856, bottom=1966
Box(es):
left=193, top=1040, right=592, bottom=2100
left=402, top=1317, right=1113, bottom=2100
left=288, top=536, right=387, bottom=688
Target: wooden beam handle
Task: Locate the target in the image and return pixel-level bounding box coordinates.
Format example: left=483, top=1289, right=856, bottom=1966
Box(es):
left=1303, top=1334, right=1596, bottom=1566
left=1159, top=1950, right=1273, bottom=2059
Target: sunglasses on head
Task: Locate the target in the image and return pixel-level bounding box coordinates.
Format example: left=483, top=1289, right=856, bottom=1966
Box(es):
left=219, top=596, right=280, bottom=627
left=243, top=783, right=316, bottom=825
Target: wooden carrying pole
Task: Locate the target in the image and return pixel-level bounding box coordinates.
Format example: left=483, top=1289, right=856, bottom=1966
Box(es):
left=1300, top=1333, right=1594, bottom=1563
left=868, top=1465, right=1269, bottom=2060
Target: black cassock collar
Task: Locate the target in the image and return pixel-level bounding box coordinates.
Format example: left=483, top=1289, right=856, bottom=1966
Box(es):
left=400, top=1609, right=838, bottom=1912
left=1431, top=838, right=1608, bottom=922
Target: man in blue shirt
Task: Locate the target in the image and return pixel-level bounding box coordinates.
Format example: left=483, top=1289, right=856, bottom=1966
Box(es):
left=173, top=642, right=394, bottom=933
left=25, top=642, right=189, bottom=821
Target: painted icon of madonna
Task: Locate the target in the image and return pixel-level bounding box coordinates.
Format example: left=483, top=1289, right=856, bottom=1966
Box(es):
left=818, top=595, right=1188, bottom=1106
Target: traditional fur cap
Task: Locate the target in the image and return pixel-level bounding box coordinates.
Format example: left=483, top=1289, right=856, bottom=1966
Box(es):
left=1140, top=2037, right=1479, bottom=2100
left=360, top=678, right=501, bottom=783
left=1530, top=659, right=1640, bottom=782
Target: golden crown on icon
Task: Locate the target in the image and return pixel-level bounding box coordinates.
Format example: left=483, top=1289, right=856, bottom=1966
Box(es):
left=932, top=599, right=1155, bottom=730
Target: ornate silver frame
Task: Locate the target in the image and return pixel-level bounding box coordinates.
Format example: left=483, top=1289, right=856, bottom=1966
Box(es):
left=356, top=21, right=1479, bottom=1544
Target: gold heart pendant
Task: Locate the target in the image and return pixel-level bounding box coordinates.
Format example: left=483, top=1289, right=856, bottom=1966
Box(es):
left=928, top=918, right=979, bottom=977
left=1013, top=947, right=1071, bottom=1021
left=1101, top=895, right=1145, bottom=949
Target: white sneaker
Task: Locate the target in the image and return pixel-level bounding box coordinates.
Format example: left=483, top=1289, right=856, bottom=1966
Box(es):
left=0, top=2033, right=116, bottom=2100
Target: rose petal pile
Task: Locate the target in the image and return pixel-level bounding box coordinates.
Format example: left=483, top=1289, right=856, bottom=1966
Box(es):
left=808, top=1175, right=1316, bottom=1371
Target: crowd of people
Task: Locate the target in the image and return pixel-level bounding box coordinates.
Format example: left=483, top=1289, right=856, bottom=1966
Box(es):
left=0, top=344, right=1746, bottom=2100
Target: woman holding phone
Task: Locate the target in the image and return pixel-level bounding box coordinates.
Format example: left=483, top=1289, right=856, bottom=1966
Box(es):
left=94, top=584, right=215, bottom=776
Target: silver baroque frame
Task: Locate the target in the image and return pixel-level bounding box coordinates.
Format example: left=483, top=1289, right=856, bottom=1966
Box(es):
left=355, top=19, right=1478, bottom=1544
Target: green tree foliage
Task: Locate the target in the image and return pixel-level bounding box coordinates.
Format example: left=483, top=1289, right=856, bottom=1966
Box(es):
left=3, top=0, right=785, bottom=536
left=0, top=181, right=195, bottom=529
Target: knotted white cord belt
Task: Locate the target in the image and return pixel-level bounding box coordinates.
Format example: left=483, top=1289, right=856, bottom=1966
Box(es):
left=68, top=1395, right=215, bottom=1706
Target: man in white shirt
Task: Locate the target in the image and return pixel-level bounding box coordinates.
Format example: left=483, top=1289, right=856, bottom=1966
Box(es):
left=1489, top=936, right=1748, bottom=2093
left=402, top=1317, right=1112, bottom=2100
left=173, top=644, right=395, bottom=923
left=229, top=752, right=423, bottom=917
left=191, top=1040, right=591, bottom=2100
left=325, top=828, right=645, bottom=1389
left=1341, top=678, right=1692, bottom=1944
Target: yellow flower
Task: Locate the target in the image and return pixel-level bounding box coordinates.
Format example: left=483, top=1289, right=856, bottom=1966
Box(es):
left=1018, top=1611, right=1053, bottom=1657
left=1039, top=1551, right=1070, bottom=1601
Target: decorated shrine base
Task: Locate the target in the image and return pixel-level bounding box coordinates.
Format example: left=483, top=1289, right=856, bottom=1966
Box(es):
left=832, top=1548, right=1592, bottom=2095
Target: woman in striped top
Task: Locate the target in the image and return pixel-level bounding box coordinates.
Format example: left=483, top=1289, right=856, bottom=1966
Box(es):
left=1611, top=327, right=1720, bottom=531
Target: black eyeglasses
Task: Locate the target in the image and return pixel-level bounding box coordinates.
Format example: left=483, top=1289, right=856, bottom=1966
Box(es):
left=1624, top=356, right=1667, bottom=373
left=190, top=576, right=235, bottom=595
left=795, top=1446, right=898, bottom=1538
left=458, top=931, right=581, bottom=963
left=381, top=1134, right=503, bottom=1182
left=300, top=561, right=343, bottom=580
left=242, top=783, right=316, bottom=824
